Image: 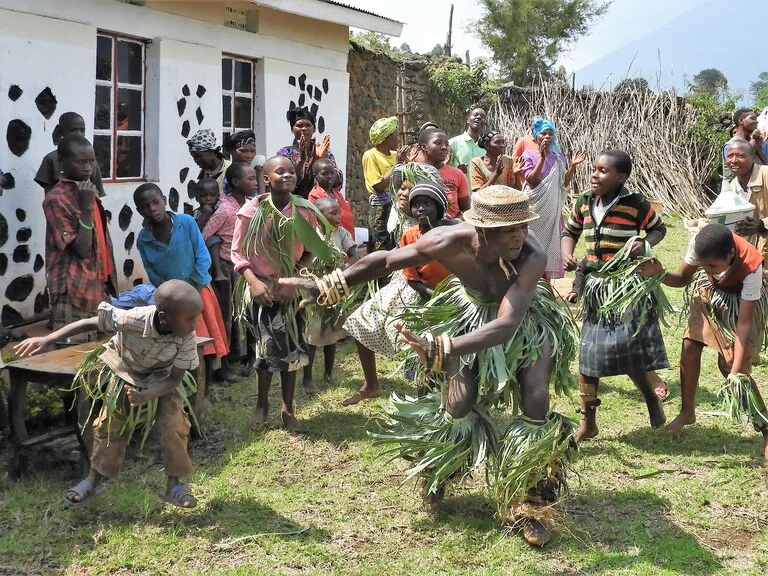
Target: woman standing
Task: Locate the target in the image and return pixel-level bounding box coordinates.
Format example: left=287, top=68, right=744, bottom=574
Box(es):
left=223, top=130, right=266, bottom=197
left=519, top=119, right=585, bottom=278
left=468, top=131, right=524, bottom=191
left=277, top=107, right=340, bottom=198
left=187, top=129, right=232, bottom=194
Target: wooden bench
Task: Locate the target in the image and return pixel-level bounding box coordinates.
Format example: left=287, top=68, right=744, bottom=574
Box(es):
left=5, top=336, right=212, bottom=479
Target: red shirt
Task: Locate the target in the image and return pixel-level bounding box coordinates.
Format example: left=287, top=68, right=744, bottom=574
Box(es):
left=400, top=225, right=451, bottom=289
left=43, top=178, right=115, bottom=312
left=437, top=164, right=470, bottom=219
left=308, top=184, right=355, bottom=236
left=709, top=233, right=764, bottom=293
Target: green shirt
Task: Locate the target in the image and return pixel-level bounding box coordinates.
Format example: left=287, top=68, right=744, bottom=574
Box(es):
left=449, top=132, right=484, bottom=185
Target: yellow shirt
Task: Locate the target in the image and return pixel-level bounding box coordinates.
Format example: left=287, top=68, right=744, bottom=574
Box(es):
left=362, top=147, right=397, bottom=198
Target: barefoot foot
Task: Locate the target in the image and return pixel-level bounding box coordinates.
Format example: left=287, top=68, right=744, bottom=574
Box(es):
left=574, top=420, right=598, bottom=442
left=249, top=406, right=268, bottom=430
left=647, top=396, right=667, bottom=429
left=761, top=431, right=768, bottom=463
left=666, top=411, right=695, bottom=435
left=281, top=410, right=300, bottom=432
left=341, top=386, right=382, bottom=407
left=520, top=517, right=552, bottom=547
left=303, top=379, right=320, bottom=396
left=323, top=373, right=337, bottom=387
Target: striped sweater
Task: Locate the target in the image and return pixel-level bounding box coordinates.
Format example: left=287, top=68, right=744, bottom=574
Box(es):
left=562, top=185, right=665, bottom=270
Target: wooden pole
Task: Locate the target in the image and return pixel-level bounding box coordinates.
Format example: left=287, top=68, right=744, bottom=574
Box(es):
left=446, top=4, right=454, bottom=57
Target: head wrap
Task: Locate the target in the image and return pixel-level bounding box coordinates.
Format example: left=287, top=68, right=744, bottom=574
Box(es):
left=286, top=106, right=316, bottom=128
left=226, top=129, right=256, bottom=150
left=390, top=162, right=443, bottom=193
left=531, top=118, right=561, bottom=154
left=187, top=128, right=219, bottom=152
left=408, top=181, right=448, bottom=221
left=369, top=116, right=399, bottom=146
left=477, top=130, right=500, bottom=150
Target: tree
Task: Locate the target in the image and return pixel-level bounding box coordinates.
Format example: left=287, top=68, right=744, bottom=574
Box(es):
left=399, top=42, right=412, bottom=53
left=750, top=72, right=768, bottom=110
left=614, top=77, right=650, bottom=94
left=429, top=43, right=445, bottom=57
left=349, top=31, right=392, bottom=53
left=474, top=0, right=609, bottom=85
left=690, top=68, right=728, bottom=95
left=429, top=58, right=493, bottom=116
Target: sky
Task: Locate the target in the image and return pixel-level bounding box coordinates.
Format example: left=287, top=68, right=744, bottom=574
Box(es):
left=347, top=0, right=711, bottom=73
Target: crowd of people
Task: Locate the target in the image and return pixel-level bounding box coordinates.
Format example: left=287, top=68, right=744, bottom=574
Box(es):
left=11, top=102, right=768, bottom=548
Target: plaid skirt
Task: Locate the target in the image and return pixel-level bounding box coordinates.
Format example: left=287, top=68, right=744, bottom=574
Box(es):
left=580, top=301, right=669, bottom=377
left=52, top=293, right=101, bottom=345
left=250, top=302, right=308, bottom=373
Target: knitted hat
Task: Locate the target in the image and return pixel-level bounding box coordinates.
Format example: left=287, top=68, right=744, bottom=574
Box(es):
left=408, top=181, right=448, bottom=221
left=463, top=185, right=539, bottom=228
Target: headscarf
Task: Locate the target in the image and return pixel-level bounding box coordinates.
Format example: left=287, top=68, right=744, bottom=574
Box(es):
left=531, top=118, right=561, bottom=154
left=390, top=162, right=442, bottom=193
left=369, top=116, right=399, bottom=146
left=409, top=181, right=448, bottom=221
left=225, top=129, right=255, bottom=149
left=286, top=106, right=316, bottom=128
left=187, top=128, right=219, bottom=153
left=477, top=130, right=500, bottom=150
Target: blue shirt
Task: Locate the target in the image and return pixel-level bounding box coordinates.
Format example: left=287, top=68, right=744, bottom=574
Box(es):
left=137, top=212, right=212, bottom=287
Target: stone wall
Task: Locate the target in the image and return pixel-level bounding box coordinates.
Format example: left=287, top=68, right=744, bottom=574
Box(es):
left=345, top=42, right=465, bottom=224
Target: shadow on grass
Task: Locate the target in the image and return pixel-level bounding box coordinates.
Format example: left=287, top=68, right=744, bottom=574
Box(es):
left=599, top=380, right=721, bottom=407
left=620, top=423, right=762, bottom=459
left=300, top=410, right=374, bottom=445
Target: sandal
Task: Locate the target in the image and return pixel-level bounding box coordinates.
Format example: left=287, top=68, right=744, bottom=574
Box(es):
left=161, top=484, right=198, bottom=508
left=63, top=479, right=107, bottom=507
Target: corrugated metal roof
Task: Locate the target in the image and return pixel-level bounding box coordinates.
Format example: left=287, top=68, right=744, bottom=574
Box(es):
left=319, top=0, right=402, bottom=25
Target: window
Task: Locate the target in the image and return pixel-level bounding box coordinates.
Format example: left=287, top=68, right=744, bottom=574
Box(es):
left=221, top=56, right=255, bottom=137
left=94, top=33, right=145, bottom=180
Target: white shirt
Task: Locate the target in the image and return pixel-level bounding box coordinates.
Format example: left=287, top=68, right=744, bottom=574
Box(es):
left=732, top=178, right=750, bottom=202
left=684, top=236, right=762, bottom=301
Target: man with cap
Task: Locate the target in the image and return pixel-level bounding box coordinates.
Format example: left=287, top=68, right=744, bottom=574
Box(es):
left=281, top=185, right=580, bottom=547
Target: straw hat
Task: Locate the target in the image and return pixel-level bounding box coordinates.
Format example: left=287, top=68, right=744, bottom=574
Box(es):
left=463, top=185, right=540, bottom=228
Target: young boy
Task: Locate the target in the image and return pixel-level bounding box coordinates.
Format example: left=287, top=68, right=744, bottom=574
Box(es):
left=308, top=158, right=355, bottom=236
left=303, top=196, right=359, bottom=392
left=639, top=223, right=768, bottom=459
left=561, top=150, right=668, bottom=441
left=193, top=177, right=226, bottom=282
left=419, top=128, right=470, bottom=219
left=14, top=280, right=203, bottom=508
left=134, top=183, right=228, bottom=361
left=43, top=134, right=116, bottom=343
left=231, top=155, right=322, bottom=430
left=362, top=116, right=401, bottom=252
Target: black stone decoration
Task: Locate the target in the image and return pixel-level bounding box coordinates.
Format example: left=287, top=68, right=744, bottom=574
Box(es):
left=318, top=117, right=326, bottom=134
left=34, top=291, right=49, bottom=314
left=181, top=120, right=190, bottom=138
left=34, top=87, right=58, bottom=119
left=8, top=85, right=22, bottom=101
left=16, top=227, right=31, bottom=242
left=118, top=204, right=133, bottom=231
left=298, top=94, right=306, bottom=108
left=33, top=254, right=43, bottom=272
left=182, top=84, right=190, bottom=97
left=169, top=187, right=179, bottom=211
left=309, top=103, right=318, bottom=118
left=1, top=172, right=15, bottom=190
left=306, top=84, right=313, bottom=96
left=0, top=212, right=8, bottom=248
left=187, top=180, right=197, bottom=199
left=183, top=203, right=194, bottom=216
left=105, top=209, right=112, bottom=222
left=2, top=305, right=24, bottom=327
left=314, top=87, right=322, bottom=102
left=298, top=74, right=306, bottom=91
left=180, top=167, right=189, bottom=184
left=123, top=259, right=134, bottom=277
left=13, top=245, right=30, bottom=263
left=289, top=75, right=296, bottom=87
left=15, top=208, right=25, bottom=222
left=195, top=107, right=204, bottom=125
left=177, top=98, right=187, bottom=117
left=289, top=100, right=296, bottom=112
left=124, top=231, right=135, bottom=252
left=7, top=119, right=32, bottom=157
left=6, top=274, right=34, bottom=302
left=0, top=253, right=7, bottom=275
left=196, top=85, right=206, bottom=98
left=322, top=79, right=329, bottom=94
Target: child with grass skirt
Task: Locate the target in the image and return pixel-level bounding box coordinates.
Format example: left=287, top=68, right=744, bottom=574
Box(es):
left=14, top=280, right=203, bottom=508
left=639, top=223, right=768, bottom=459
left=561, top=150, right=669, bottom=442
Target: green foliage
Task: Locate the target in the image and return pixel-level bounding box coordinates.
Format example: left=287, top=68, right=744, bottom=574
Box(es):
left=428, top=58, right=496, bottom=116
left=685, top=88, right=740, bottom=179
left=429, top=44, right=445, bottom=57
left=690, top=68, right=728, bottom=95
left=755, top=87, right=768, bottom=111
left=349, top=30, right=392, bottom=54
left=614, top=77, right=651, bottom=94
left=475, top=0, right=609, bottom=85
left=751, top=72, right=768, bottom=110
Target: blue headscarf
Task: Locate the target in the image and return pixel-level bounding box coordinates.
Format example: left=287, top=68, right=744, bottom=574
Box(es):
left=531, top=118, right=561, bottom=154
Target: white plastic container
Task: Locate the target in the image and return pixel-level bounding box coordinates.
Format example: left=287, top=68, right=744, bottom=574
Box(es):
left=704, top=191, right=755, bottom=230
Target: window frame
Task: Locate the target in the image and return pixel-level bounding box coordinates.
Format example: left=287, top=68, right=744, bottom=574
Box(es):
left=94, top=31, right=147, bottom=182
left=221, top=53, right=257, bottom=138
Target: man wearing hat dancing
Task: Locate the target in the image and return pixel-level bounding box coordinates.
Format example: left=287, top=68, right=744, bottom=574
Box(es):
left=280, top=185, right=579, bottom=546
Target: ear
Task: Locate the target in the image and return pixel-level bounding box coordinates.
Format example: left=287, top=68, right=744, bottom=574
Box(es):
left=618, top=173, right=629, bottom=184
left=157, top=309, right=167, bottom=326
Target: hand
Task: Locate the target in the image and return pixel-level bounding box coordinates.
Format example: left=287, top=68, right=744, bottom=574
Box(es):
left=494, top=155, right=505, bottom=173
left=570, top=150, right=587, bottom=169
left=457, top=163, right=468, bottom=173
left=539, top=138, right=551, bottom=158
left=77, top=180, right=97, bottom=208
left=200, top=204, right=215, bottom=216
left=298, top=134, right=309, bottom=163
left=512, top=155, right=525, bottom=174
left=14, top=336, right=54, bottom=357
left=735, top=216, right=765, bottom=237
left=637, top=258, right=664, bottom=278
left=125, top=386, right=148, bottom=407
left=396, top=145, right=411, bottom=163
left=564, top=291, right=578, bottom=304
left=315, top=134, right=331, bottom=159
left=274, top=283, right=297, bottom=304
left=248, top=278, right=273, bottom=307
left=562, top=253, right=578, bottom=271
left=629, top=240, right=646, bottom=259
left=394, top=323, right=429, bottom=363
left=278, top=277, right=318, bottom=308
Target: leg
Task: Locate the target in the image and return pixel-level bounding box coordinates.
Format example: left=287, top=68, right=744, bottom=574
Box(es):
left=156, top=392, right=197, bottom=508
left=575, top=375, right=600, bottom=442
left=649, top=370, right=668, bottom=400
left=280, top=370, right=299, bottom=431
left=323, top=344, right=337, bottom=386
left=628, top=371, right=666, bottom=429
left=342, top=341, right=383, bottom=406
left=7, top=371, right=29, bottom=478
left=444, top=357, right=478, bottom=419
left=250, top=369, right=272, bottom=430
left=303, top=345, right=320, bottom=394
left=209, top=247, right=226, bottom=282
left=667, top=338, right=704, bottom=434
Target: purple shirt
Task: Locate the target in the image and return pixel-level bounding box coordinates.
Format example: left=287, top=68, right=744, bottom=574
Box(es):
left=520, top=150, right=567, bottom=189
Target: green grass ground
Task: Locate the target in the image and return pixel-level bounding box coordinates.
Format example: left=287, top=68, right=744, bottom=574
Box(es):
left=2, top=217, right=768, bottom=575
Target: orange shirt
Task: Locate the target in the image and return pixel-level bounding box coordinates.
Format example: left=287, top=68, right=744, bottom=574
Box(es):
left=437, top=164, right=470, bottom=219
left=308, top=184, right=355, bottom=236
left=400, top=225, right=451, bottom=289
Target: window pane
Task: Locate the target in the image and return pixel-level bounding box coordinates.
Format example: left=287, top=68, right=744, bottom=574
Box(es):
left=117, top=40, right=143, bottom=85
left=117, top=88, right=142, bottom=131
left=234, top=97, right=251, bottom=129
left=94, top=86, right=112, bottom=130
left=222, top=95, right=232, bottom=129
left=96, top=36, right=112, bottom=81
left=116, top=136, right=142, bottom=178
left=94, top=135, right=112, bottom=179
left=222, top=58, right=233, bottom=91
left=234, top=60, right=252, bottom=93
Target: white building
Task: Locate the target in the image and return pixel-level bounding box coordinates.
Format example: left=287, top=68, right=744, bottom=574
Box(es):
left=0, top=0, right=400, bottom=322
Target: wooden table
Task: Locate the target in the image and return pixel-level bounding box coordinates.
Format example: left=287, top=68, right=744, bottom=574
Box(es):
left=6, top=336, right=211, bottom=479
